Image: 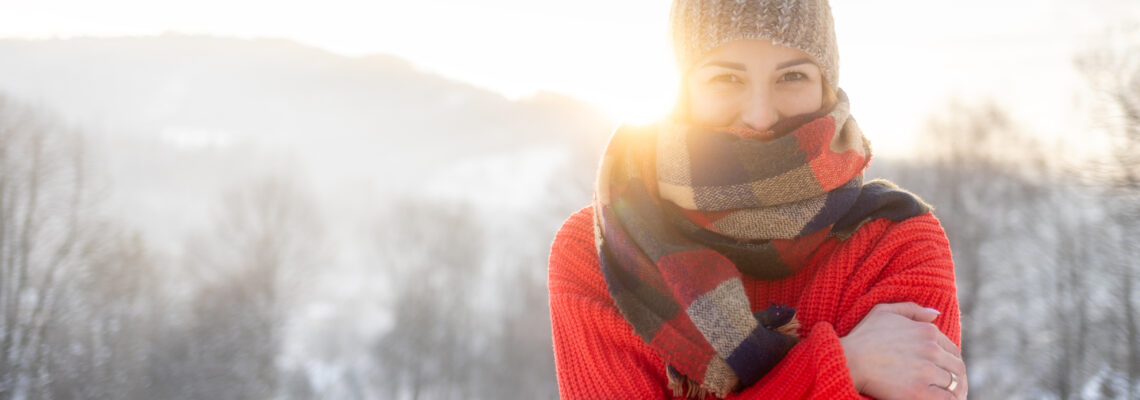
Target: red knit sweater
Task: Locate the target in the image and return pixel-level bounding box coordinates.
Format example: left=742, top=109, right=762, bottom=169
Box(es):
left=547, top=206, right=960, bottom=399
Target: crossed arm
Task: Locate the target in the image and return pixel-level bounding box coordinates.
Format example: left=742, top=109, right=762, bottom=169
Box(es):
left=548, top=208, right=967, bottom=399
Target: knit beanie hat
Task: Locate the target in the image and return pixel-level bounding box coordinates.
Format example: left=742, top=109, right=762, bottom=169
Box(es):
left=669, top=0, right=839, bottom=91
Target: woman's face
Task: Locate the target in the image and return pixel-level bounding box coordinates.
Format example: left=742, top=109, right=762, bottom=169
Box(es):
left=684, top=39, right=826, bottom=131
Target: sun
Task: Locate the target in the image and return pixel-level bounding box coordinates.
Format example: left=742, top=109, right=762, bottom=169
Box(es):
left=600, top=85, right=679, bottom=125
left=582, top=46, right=681, bottom=125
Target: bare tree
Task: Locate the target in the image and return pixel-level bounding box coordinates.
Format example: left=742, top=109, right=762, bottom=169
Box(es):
left=0, top=94, right=93, bottom=399
left=1077, top=24, right=1140, bottom=399
left=149, top=175, right=322, bottom=400
left=475, top=249, right=557, bottom=400
left=370, top=199, right=485, bottom=400
left=43, top=229, right=162, bottom=400
left=1041, top=186, right=1107, bottom=400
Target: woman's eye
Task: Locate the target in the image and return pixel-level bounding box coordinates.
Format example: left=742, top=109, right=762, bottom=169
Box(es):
left=709, top=74, right=741, bottom=84
left=779, top=71, right=808, bottom=82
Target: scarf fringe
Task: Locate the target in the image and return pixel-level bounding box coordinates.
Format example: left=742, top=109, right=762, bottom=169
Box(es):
left=667, top=371, right=715, bottom=400
left=669, top=378, right=713, bottom=399
left=667, top=316, right=802, bottom=399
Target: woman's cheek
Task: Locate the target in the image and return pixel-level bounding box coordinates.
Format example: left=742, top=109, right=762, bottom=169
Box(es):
left=780, top=90, right=823, bottom=116
left=691, top=94, right=737, bottom=127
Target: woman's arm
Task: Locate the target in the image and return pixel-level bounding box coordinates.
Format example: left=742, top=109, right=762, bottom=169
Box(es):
left=840, top=302, right=967, bottom=400
left=768, top=212, right=965, bottom=400
left=548, top=208, right=964, bottom=399
left=824, top=214, right=968, bottom=400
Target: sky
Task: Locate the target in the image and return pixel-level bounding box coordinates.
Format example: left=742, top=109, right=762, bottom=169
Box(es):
left=1, top=0, right=1138, bottom=157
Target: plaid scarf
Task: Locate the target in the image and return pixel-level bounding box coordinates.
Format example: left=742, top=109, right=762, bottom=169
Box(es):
left=593, top=91, right=931, bottom=398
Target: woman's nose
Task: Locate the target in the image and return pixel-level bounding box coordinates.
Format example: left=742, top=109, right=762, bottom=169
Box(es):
left=740, top=90, right=780, bottom=132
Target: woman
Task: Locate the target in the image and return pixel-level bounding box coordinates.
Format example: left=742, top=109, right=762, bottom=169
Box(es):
left=547, top=0, right=968, bottom=399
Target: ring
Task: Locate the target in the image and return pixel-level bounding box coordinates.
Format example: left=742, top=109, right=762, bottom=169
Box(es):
left=945, top=371, right=959, bottom=392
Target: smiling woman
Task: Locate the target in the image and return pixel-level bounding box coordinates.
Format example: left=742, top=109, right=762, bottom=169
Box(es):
left=547, top=1, right=968, bottom=399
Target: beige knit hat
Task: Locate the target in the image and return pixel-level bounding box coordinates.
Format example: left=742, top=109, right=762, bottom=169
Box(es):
left=669, top=0, right=839, bottom=91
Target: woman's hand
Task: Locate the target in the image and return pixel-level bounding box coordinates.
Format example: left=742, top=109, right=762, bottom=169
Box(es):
left=840, top=302, right=968, bottom=400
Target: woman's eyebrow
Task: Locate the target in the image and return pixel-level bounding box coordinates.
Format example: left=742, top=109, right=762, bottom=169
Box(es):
left=700, top=61, right=746, bottom=70
left=777, top=58, right=816, bottom=69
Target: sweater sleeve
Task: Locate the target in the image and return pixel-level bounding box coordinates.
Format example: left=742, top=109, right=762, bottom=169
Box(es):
left=737, top=212, right=961, bottom=400
left=548, top=207, right=672, bottom=399
left=823, top=212, right=962, bottom=345
left=547, top=207, right=959, bottom=400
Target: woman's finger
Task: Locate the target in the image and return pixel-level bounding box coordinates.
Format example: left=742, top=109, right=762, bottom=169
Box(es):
left=933, top=349, right=966, bottom=381
left=934, top=328, right=962, bottom=358
left=934, top=360, right=968, bottom=399
left=930, top=367, right=967, bottom=400
left=873, top=302, right=940, bottom=323
left=926, top=329, right=967, bottom=398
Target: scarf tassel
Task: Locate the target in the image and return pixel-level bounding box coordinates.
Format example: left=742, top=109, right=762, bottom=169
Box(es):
left=667, top=366, right=712, bottom=400
left=666, top=315, right=801, bottom=399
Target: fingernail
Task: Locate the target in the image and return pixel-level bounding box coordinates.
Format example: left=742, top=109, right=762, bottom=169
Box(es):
left=924, top=307, right=941, bottom=315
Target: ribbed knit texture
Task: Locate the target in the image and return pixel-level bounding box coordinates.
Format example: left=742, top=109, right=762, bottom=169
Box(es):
left=549, top=206, right=961, bottom=399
